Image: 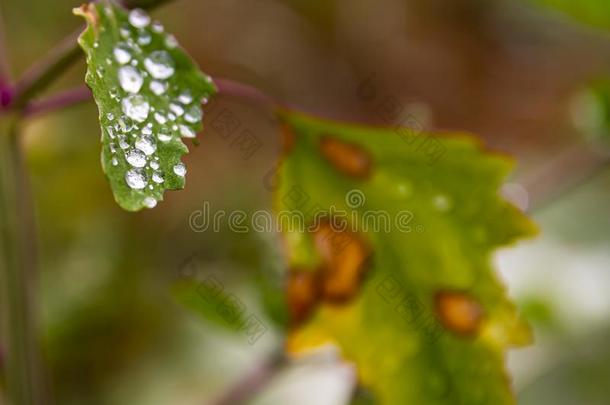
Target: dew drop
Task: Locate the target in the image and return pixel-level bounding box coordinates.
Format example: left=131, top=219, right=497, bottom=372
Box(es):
left=184, top=106, right=202, bottom=123
left=129, top=9, right=150, bottom=28
left=158, top=133, right=172, bottom=142
left=118, top=135, right=130, bottom=150
left=106, top=112, right=114, bottom=121
left=169, top=103, right=184, bottom=117
left=152, top=171, right=164, bottom=184
left=150, top=161, right=160, bottom=170
left=152, top=21, right=164, bottom=33
left=144, top=50, right=175, bottom=79
left=113, top=43, right=132, bottom=65
left=149, top=80, right=167, bottom=95
left=178, top=91, right=193, bottom=104
left=118, top=66, right=143, bottom=94
left=144, top=197, right=157, bottom=208
left=154, top=112, right=167, bottom=124
left=126, top=149, right=147, bottom=168
left=142, top=126, right=153, bottom=135
left=120, top=26, right=131, bottom=39
left=165, top=35, right=178, bottom=48
left=125, top=169, right=147, bottom=189
left=121, top=95, right=150, bottom=122
left=135, top=135, right=157, bottom=156
left=137, top=32, right=152, bottom=46
left=173, top=163, right=187, bottom=177
left=111, top=157, right=119, bottom=167
left=179, top=124, right=195, bottom=138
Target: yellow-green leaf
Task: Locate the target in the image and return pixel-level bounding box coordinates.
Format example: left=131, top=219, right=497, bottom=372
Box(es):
left=75, top=1, right=216, bottom=211
left=276, top=111, right=537, bottom=404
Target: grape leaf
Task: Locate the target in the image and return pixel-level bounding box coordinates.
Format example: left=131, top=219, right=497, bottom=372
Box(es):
left=276, top=111, right=537, bottom=404
left=74, top=1, right=216, bottom=211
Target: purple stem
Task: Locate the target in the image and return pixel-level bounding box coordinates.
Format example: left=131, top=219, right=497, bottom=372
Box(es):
left=23, top=86, right=91, bottom=118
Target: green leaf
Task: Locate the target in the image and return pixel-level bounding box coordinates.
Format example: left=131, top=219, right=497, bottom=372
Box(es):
left=528, top=0, right=610, bottom=29
left=276, top=111, right=537, bottom=404
left=74, top=2, right=216, bottom=211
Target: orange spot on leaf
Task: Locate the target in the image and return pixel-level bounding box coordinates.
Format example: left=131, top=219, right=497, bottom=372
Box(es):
left=434, top=291, right=484, bottom=337
left=313, top=221, right=371, bottom=302
left=319, top=136, right=373, bottom=179
left=287, top=268, right=320, bottom=325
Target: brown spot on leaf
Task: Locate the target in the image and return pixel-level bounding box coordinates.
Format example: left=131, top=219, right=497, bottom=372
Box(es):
left=434, top=291, right=484, bottom=337
left=287, top=269, right=320, bottom=324
left=319, top=136, right=373, bottom=179
left=313, top=221, right=371, bottom=302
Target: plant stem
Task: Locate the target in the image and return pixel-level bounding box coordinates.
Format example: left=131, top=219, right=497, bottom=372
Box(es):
left=0, top=115, right=47, bottom=405
left=211, top=350, right=287, bottom=405
left=0, top=2, right=11, bottom=83
left=23, top=86, right=91, bottom=118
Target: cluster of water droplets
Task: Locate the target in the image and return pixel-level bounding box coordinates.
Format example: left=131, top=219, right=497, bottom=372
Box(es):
left=93, top=7, right=213, bottom=209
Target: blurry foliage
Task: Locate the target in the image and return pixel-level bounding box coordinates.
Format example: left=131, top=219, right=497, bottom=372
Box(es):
left=276, top=112, right=536, bottom=404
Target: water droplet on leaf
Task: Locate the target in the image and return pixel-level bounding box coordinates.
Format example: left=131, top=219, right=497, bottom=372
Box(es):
left=144, top=50, right=175, bottom=79
left=122, top=94, right=150, bottom=122
left=118, top=65, right=143, bottom=93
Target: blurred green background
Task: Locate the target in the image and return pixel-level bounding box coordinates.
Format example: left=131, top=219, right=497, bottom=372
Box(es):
left=1, top=0, right=610, bottom=404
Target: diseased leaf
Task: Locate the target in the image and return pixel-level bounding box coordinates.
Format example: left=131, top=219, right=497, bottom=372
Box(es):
left=74, top=1, right=216, bottom=211
left=276, top=111, right=537, bottom=404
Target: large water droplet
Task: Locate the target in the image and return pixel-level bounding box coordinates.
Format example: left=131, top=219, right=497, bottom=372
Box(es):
left=173, top=163, right=187, bottom=177
left=135, top=135, right=157, bottom=156
left=122, top=95, right=150, bottom=122
left=144, top=51, right=175, bottom=79
left=126, top=149, right=147, bottom=168
left=125, top=169, right=147, bottom=189
left=129, top=9, right=150, bottom=28
left=113, top=43, right=132, bottom=65
left=118, top=66, right=143, bottom=94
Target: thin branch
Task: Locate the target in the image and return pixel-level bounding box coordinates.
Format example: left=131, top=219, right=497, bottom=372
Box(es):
left=23, top=86, right=92, bottom=118
left=0, top=2, right=11, bottom=83
left=211, top=350, right=287, bottom=405
left=215, top=78, right=281, bottom=110
left=0, top=115, right=50, bottom=405
left=11, top=29, right=83, bottom=109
